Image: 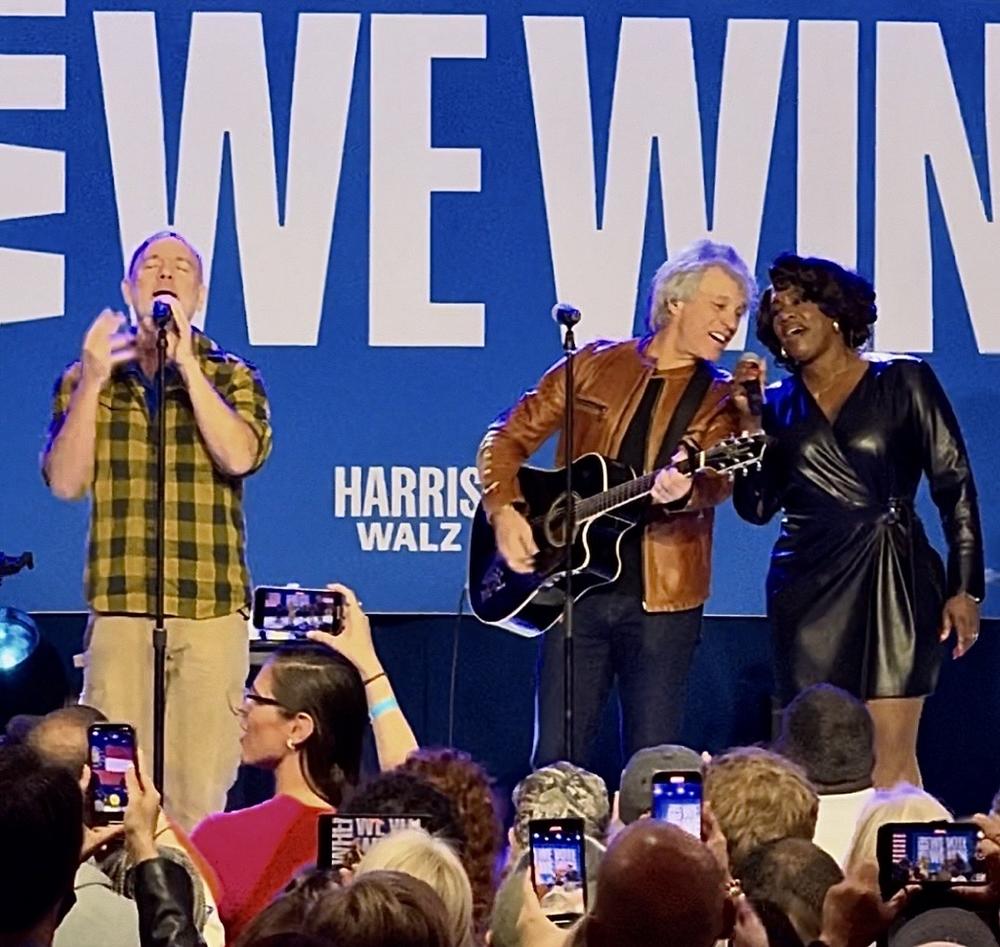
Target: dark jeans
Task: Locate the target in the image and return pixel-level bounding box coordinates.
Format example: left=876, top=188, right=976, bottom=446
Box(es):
left=532, top=590, right=703, bottom=768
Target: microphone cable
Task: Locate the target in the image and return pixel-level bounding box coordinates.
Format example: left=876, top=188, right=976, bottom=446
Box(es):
left=447, top=583, right=467, bottom=747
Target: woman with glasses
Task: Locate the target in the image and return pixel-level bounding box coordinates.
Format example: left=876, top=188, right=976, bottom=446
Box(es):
left=191, top=584, right=418, bottom=943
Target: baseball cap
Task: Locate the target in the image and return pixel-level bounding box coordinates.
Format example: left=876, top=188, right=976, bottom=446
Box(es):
left=511, top=761, right=610, bottom=848
left=619, top=744, right=702, bottom=825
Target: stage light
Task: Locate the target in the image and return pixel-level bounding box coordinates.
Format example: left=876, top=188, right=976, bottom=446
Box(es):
left=0, top=608, right=67, bottom=733
left=0, top=607, right=39, bottom=671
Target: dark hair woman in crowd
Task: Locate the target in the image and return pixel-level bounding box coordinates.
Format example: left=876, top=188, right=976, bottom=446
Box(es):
left=732, top=253, right=984, bottom=789
left=192, top=584, right=418, bottom=943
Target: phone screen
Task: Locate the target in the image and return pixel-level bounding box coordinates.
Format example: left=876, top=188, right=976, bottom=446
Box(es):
left=88, top=724, right=136, bottom=823
left=879, top=823, right=987, bottom=897
left=651, top=772, right=702, bottom=837
left=252, top=586, right=345, bottom=635
left=529, top=819, right=587, bottom=926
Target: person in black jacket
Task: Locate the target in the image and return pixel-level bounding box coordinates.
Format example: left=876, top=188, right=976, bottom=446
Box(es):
left=0, top=743, right=205, bottom=947
left=123, top=760, right=205, bottom=947
left=732, top=253, right=984, bottom=789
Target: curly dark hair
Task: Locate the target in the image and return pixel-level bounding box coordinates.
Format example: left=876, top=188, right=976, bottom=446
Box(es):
left=400, top=748, right=503, bottom=940
left=757, top=253, right=877, bottom=370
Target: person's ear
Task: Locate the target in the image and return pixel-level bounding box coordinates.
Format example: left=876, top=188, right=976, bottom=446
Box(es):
left=121, top=277, right=134, bottom=310
left=290, top=712, right=316, bottom=746
left=80, top=763, right=92, bottom=797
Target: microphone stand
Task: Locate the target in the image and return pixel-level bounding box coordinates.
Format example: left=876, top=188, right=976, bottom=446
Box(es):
left=554, top=304, right=581, bottom=761
left=152, top=317, right=169, bottom=794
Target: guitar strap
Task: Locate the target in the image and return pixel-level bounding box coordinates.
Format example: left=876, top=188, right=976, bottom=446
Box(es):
left=651, top=359, right=714, bottom=471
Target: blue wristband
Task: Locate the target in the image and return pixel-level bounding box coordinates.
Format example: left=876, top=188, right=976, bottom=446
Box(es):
left=369, top=696, right=399, bottom=721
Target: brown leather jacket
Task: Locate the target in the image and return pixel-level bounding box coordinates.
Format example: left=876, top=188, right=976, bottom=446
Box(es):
left=477, top=336, right=740, bottom=612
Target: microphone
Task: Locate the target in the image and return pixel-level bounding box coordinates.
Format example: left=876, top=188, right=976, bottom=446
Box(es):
left=551, top=302, right=582, bottom=328
left=736, top=352, right=765, bottom=417
left=152, top=298, right=173, bottom=328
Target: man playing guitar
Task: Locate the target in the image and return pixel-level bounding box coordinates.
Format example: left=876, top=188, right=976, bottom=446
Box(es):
left=476, top=240, right=755, bottom=767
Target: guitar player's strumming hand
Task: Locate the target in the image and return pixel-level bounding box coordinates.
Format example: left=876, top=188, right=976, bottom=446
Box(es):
left=650, top=449, right=693, bottom=505
left=492, top=504, right=539, bottom=573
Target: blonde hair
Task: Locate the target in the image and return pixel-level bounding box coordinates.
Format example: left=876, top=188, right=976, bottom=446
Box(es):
left=844, top=783, right=952, bottom=876
left=646, top=239, right=757, bottom=332
left=704, top=747, right=819, bottom=872
left=356, top=828, right=474, bottom=947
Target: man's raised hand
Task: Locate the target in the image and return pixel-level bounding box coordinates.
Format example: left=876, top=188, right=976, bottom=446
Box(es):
left=81, top=309, right=134, bottom=388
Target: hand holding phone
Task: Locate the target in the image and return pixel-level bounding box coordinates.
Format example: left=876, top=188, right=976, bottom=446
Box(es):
left=87, top=723, right=137, bottom=825
left=877, top=822, right=988, bottom=899
left=528, top=818, right=587, bottom=928
left=123, top=760, right=161, bottom=864
left=651, top=770, right=702, bottom=838
left=252, top=585, right=346, bottom=637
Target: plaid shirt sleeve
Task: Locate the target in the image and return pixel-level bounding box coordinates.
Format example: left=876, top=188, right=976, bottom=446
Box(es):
left=41, top=361, right=83, bottom=485
left=218, top=359, right=272, bottom=475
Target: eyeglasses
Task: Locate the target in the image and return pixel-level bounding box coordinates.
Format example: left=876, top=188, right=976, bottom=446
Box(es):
left=241, top=688, right=286, bottom=711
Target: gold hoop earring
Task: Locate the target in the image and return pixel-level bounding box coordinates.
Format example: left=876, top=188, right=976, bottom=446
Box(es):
left=832, top=320, right=840, bottom=333
left=780, top=347, right=788, bottom=359
left=286, top=738, right=297, bottom=751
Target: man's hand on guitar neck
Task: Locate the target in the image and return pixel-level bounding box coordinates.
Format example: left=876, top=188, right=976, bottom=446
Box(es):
left=651, top=449, right=694, bottom=505
left=492, top=504, right=539, bottom=574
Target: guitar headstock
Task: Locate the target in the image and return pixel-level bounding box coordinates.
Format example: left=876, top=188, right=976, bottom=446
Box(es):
left=698, top=431, right=770, bottom=476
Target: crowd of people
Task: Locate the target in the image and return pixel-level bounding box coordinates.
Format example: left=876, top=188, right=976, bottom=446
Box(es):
left=4, top=609, right=1000, bottom=947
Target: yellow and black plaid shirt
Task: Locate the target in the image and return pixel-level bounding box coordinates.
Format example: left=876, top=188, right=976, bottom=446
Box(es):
left=44, top=330, right=272, bottom=619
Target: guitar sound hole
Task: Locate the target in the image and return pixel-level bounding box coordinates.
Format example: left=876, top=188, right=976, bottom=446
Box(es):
left=543, top=493, right=581, bottom=548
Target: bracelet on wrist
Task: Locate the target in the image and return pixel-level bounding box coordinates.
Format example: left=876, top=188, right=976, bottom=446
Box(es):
left=369, top=696, right=399, bottom=721
left=362, top=670, right=387, bottom=686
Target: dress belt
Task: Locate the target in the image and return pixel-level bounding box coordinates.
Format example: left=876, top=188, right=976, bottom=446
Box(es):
left=878, top=496, right=915, bottom=526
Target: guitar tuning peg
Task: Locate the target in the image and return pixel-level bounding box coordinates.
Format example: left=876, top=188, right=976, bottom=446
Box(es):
left=755, top=461, right=762, bottom=471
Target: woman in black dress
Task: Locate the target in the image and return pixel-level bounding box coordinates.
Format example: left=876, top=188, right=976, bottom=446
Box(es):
left=732, top=253, right=984, bottom=787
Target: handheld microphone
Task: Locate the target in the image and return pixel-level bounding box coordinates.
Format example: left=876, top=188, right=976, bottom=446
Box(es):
left=551, top=302, right=582, bottom=328
left=152, top=299, right=172, bottom=328
left=736, top=353, right=765, bottom=417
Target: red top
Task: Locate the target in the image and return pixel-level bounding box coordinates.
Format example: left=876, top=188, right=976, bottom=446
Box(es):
left=191, top=794, right=332, bottom=944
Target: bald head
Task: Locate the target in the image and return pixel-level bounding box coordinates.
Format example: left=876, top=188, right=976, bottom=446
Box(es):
left=585, top=821, right=725, bottom=947
left=26, top=705, right=106, bottom=780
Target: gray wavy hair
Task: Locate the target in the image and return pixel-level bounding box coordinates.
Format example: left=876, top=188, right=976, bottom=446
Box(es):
left=646, top=239, right=757, bottom=333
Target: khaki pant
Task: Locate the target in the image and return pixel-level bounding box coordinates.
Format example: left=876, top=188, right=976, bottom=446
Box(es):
left=80, top=611, right=250, bottom=832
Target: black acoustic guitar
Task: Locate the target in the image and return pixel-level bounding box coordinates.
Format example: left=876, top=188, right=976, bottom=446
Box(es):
left=467, top=432, right=769, bottom=636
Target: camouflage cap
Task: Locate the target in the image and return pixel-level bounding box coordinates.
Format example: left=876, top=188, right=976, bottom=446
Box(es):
left=619, top=744, right=702, bottom=825
left=511, top=761, right=610, bottom=849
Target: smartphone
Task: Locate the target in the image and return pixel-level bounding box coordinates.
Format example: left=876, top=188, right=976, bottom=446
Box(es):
left=252, top=586, right=345, bottom=636
left=877, top=822, right=988, bottom=899
left=651, top=770, right=702, bottom=837
left=87, top=723, right=136, bottom=825
left=316, top=813, right=433, bottom=870
left=528, top=818, right=587, bottom=928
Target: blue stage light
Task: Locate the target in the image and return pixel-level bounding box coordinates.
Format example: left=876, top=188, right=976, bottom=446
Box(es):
left=0, top=607, right=39, bottom=671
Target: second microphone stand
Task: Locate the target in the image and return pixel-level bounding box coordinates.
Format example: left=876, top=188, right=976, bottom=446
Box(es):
left=555, top=305, right=581, bottom=761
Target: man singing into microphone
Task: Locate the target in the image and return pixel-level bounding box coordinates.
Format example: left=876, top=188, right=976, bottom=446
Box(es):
left=42, top=230, right=272, bottom=829
left=477, top=240, right=754, bottom=767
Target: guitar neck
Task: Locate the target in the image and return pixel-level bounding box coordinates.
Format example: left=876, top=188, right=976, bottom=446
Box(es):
left=574, top=452, right=700, bottom=521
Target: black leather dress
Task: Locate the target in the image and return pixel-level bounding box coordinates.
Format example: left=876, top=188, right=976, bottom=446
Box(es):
left=734, top=355, right=984, bottom=703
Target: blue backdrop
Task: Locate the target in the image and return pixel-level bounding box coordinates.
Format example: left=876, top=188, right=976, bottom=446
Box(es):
left=1, top=0, right=997, bottom=616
